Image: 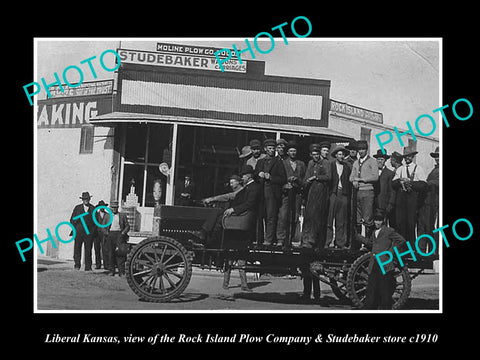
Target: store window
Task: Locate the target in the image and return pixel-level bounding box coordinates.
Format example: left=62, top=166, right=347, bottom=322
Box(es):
left=175, top=125, right=275, bottom=201
left=79, top=124, right=94, bottom=154
left=121, top=123, right=172, bottom=207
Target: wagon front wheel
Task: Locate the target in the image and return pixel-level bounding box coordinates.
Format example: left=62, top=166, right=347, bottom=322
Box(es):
left=346, top=252, right=411, bottom=309
left=126, top=236, right=192, bottom=302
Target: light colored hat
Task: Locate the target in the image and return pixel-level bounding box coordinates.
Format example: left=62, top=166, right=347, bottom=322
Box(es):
left=238, top=145, right=252, bottom=159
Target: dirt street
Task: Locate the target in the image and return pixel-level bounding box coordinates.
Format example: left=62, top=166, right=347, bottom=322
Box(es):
left=36, top=257, right=439, bottom=311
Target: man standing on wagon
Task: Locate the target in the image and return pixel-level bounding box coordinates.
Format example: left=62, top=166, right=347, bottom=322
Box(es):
left=255, top=138, right=287, bottom=248
left=349, top=140, right=379, bottom=239
left=299, top=142, right=331, bottom=303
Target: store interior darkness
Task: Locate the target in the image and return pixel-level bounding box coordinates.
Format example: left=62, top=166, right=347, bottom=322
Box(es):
left=120, top=123, right=346, bottom=207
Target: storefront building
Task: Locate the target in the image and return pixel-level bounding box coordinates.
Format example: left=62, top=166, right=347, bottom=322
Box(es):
left=36, top=43, right=438, bottom=260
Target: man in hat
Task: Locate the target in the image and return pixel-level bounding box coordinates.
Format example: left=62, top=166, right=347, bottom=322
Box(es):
left=392, top=147, right=427, bottom=247
left=355, top=210, right=406, bottom=309
left=246, top=139, right=266, bottom=170
left=326, top=145, right=351, bottom=248
left=276, top=138, right=288, bottom=160
left=301, top=142, right=332, bottom=251
left=105, top=200, right=130, bottom=276
left=373, top=149, right=395, bottom=222
left=93, top=200, right=110, bottom=270
left=201, top=165, right=261, bottom=249
left=203, top=174, right=244, bottom=206
left=387, top=151, right=403, bottom=229
left=277, top=141, right=306, bottom=249
left=255, top=139, right=287, bottom=248
left=222, top=165, right=261, bottom=292
left=349, top=140, right=379, bottom=239
left=417, top=146, right=439, bottom=254
left=246, top=139, right=266, bottom=244
left=237, top=145, right=252, bottom=173
left=175, top=174, right=196, bottom=206
left=344, top=140, right=359, bottom=170
left=69, top=192, right=96, bottom=270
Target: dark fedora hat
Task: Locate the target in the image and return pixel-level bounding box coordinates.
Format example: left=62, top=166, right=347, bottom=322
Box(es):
left=391, top=151, right=403, bottom=163
left=430, top=146, right=439, bottom=158
left=373, top=149, right=390, bottom=159
left=345, top=140, right=358, bottom=150
left=96, top=200, right=108, bottom=207
left=356, top=140, right=368, bottom=150
left=80, top=191, right=92, bottom=200
left=240, top=164, right=254, bottom=176
left=331, top=145, right=348, bottom=157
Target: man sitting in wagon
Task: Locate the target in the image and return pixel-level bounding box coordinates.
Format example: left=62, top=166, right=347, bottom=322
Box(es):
left=199, top=165, right=261, bottom=247
left=202, top=174, right=244, bottom=209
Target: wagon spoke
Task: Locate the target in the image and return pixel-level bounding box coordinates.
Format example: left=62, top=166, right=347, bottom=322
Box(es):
left=164, top=262, right=185, bottom=269
left=143, top=252, right=156, bottom=264
left=160, top=244, right=167, bottom=263
left=158, top=275, right=165, bottom=294
left=163, top=273, right=177, bottom=288
left=163, top=250, right=180, bottom=265
left=148, top=275, right=158, bottom=293
left=138, top=274, right=155, bottom=288
left=165, top=269, right=183, bottom=279
left=132, top=269, right=151, bottom=277
left=135, top=259, right=153, bottom=268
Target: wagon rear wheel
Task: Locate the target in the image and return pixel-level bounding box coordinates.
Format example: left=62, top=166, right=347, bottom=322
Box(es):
left=346, top=252, right=411, bottom=309
left=126, top=236, right=192, bottom=302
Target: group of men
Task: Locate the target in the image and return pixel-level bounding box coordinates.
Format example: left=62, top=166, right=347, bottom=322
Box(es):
left=230, top=138, right=439, bottom=255
left=217, top=137, right=439, bottom=305
left=69, top=192, right=130, bottom=276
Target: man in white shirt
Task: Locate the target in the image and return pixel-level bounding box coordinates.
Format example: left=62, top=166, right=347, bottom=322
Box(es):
left=392, top=147, right=428, bottom=246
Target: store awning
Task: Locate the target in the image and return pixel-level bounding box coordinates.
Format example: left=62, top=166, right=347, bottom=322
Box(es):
left=90, top=111, right=354, bottom=142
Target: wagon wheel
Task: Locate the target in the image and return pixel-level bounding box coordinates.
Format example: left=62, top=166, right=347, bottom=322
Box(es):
left=346, top=252, right=411, bottom=310
left=126, top=236, right=192, bottom=302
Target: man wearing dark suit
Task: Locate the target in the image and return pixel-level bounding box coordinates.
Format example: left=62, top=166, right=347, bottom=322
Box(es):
left=327, top=145, right=351, bottom=248
left=355, top=211, right=406, bottom=309
left=202, top=165, right=261, bottom=242
left=105, top=200, right=130, bottom=276
left=255, top=138, right=287, bottom=247
left=175, top=174, right=196, bottom=206
left=70, top=192, right=96, bottom=270
left=277, top=141, right=306, bottom=249
left=373, top=149, right=395, bottom=222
